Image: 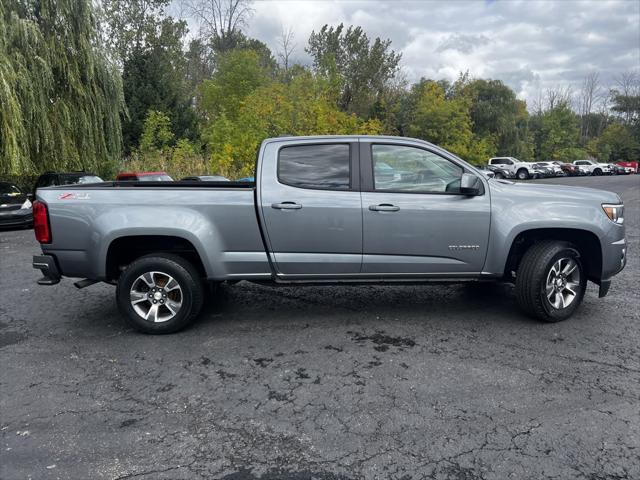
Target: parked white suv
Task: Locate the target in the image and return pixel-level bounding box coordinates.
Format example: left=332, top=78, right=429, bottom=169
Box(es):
left=573, top=160, right=611, bottom=176
left=488, top=157, right=538, bottom=180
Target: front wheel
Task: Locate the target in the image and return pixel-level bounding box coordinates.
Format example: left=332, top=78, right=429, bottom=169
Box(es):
left=593, top=168, right=602, bottom=176
left=516, top=169, right=530, bottom=180
left=515, top=241, right=586, bottom=322
left=116, top=254, right=204, bottom=334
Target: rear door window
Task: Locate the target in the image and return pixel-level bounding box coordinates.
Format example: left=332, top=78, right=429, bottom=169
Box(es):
left=278, top=144, right=351, bottom=190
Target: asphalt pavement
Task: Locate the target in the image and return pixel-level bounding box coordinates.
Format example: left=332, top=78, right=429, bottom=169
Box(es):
left=1, top=174, right=639, bottom=480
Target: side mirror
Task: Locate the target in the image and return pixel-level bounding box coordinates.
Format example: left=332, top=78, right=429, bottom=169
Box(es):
left=460, top=173, right=482, bottom=196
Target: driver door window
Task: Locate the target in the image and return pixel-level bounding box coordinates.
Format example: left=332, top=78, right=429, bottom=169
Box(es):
left=372, top=144, right=463, bottom=194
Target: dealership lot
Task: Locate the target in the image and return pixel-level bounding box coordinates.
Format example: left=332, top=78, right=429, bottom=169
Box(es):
left=1, top=175, right=639, bottom=479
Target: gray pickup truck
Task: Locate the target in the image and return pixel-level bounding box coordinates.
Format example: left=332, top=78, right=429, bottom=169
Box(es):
left=32, top=136, right=627, bottom=333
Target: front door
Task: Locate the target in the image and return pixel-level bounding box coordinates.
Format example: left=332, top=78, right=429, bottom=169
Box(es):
left=360, top=141, right=491, bottom=275
left=259, top=141, right=362, bottom=277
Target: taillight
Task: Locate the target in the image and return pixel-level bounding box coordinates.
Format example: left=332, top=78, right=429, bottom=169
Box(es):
left=33, top=201, right=51, bottom=243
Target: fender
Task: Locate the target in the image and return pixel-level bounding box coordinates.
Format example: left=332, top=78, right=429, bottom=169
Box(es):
left=93, top=206, right=224, bottom=279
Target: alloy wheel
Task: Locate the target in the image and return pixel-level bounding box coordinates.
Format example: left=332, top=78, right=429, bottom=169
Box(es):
left=545, top=257, right=581, bottom=310
left=129, top=271, right=183, bottom=322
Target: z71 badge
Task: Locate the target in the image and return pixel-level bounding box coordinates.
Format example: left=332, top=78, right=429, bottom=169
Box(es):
left=58, top=192, right=91, bottom=200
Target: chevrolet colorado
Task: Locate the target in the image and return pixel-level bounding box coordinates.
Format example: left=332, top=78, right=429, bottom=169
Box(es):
left=32, top=136, right=627, bottom=333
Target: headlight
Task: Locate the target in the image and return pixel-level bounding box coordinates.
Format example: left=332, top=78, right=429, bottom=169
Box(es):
left=20, top=198, right=32, bottom=210
left=602, top=204, right=624, bottom=224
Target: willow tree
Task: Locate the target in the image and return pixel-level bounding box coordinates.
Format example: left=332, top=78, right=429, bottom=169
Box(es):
left=0, top=0, right=124, bottom=175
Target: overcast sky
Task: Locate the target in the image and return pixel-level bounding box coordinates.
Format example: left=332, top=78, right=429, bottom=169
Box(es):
left=174, top=0, right=640, bottom=106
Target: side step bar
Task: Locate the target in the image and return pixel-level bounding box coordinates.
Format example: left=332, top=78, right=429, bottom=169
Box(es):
left=74, top=279, right=99, bottom=289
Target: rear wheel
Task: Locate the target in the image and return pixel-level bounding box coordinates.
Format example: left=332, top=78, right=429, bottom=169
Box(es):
left=116, top=254, right=204, bottom=334
left=515, top=241, right=586, bottom=322
left=494, top=172, right=505, bottom=179
left=516, top=168, right=529, bottom=180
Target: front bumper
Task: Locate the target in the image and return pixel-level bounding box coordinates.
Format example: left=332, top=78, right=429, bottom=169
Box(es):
left=0, top=209, right=32, bottom=227
left=33, top=254, right=61, bottom=285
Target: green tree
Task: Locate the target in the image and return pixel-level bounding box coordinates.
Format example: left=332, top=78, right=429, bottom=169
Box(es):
left=102, top=0, right=197, bottom=153
left=533, top=102, right=584, bottom=161
left=120, top=17, right=197, bottom=153
left=203, top=70, right=382, bottom=178
left=306, top=24, right=402, bottom=117
left=100, top=0, right=169, bottom=63
left=610, top=89, right=640, bottom=138
left=588, top=123, right=639, bottom=162
left=404, top=81, right=495, bottom=164
left=139, top=110, right=174, bottom=151
left=463, top=79, right=532, bottom=158
left=199, top=49, right=271, bottom=122
left=185, top=38, right=215, bottom=90
left=0, top=0, right=124, bottom=175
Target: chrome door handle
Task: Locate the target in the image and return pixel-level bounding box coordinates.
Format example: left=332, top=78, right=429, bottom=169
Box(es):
left=369, top=204, right=400, bottom=212
left=272, top=202, right=302, bottom=210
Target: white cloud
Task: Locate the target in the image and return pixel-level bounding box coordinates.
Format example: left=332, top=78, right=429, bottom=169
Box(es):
left=173, top=0, right=640, bottom=106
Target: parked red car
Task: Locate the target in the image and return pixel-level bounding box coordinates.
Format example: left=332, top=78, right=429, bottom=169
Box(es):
left=116, top=171, right=174, bottom=181
left=553, top=162, right=579, bottom=176
left=615, top=161, right=638, bottom=174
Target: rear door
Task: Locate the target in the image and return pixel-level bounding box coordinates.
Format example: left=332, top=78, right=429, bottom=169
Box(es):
left=259, top=139, right=362, bottom=277
left=360, top=140, right=491, bottom=275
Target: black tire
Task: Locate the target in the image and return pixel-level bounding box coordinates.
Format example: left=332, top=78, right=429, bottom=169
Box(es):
left=593, top=168, right=602, bottom=176
left=516, top=168, right=529, bottom=180
left=116, top=254, right=204, bottom=334
left=515, top=241, right=586, bottom=322
left=494, top=172, right=505, bottom=179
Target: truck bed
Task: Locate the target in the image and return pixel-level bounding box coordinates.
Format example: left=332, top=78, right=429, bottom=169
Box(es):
left=59, top=180, right=256, bottom=189
left=36, top=183, right=270, bottom=281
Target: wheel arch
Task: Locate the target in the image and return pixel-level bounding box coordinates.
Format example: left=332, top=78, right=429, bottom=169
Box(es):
left=105, top=235, right=208, bottom=281
left=503, top=228, right=603, bottom=283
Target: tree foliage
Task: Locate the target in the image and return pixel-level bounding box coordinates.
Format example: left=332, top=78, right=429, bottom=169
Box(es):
left=0, top=0, right=124, bottom=175
left=3, top=5, right=638, bottom=181
left=532, top=102, right=585, bottom=161
left=199, top=48, right=271, bottom=122
left=307, top=23, right=401, bottom=117
left=120, top=17, right=197, bottom=152
left=202, top=69, right=383, bottom=178
left=401, top=80, right=495, bottom=164
left=103, top=1, right=197, bottom=153
left=587, top=124, right=639, bottom=162
left=463, top=79, right=532, bottom=159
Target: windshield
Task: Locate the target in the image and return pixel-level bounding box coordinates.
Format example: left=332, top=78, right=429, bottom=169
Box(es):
left=138, top=174, right=174, bottom=181
left=0, top=183, right=22, bottom=197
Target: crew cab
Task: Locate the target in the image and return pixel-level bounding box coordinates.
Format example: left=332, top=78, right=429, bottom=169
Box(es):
left=573, top=160, right=612, bottom=176
left=32, top=136, right=627, bottom=334
left=488, top=157, right=537, bottom=180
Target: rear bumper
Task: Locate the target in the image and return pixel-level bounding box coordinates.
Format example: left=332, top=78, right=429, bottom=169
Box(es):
left=33, top=254, right=61, bottom=285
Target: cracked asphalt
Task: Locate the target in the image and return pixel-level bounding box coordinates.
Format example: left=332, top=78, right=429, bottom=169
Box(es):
left=1, top=175, right=639, bottom=480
